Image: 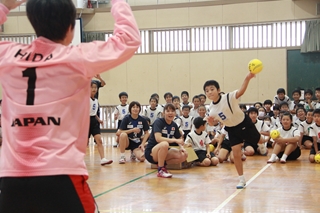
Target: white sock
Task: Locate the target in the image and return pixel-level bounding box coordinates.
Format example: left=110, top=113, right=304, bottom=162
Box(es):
left=281, top=154, right=288, bottom=161
left=258, top=143, right=267, bottom=154
left=269, top=153, right=277, bottom=161
left=239, top=175, right=245, bottom=182
left=120, top=153, right=125, bottom=157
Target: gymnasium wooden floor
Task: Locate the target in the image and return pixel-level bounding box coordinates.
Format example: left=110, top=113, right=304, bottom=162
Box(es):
left=86, top=133, right=320, bottom=213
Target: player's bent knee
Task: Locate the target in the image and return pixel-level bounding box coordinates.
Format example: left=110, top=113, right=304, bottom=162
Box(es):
left=211, top=157, right=219, bottom=166
left=119, top=132, right=128, bottom=139
left=202, top=158, right=211, bottom=166
left=245, top=149, right=255, bottom=156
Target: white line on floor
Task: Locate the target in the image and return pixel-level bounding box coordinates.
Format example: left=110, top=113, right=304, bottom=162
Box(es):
left=212, top=164, right=271, bottom=213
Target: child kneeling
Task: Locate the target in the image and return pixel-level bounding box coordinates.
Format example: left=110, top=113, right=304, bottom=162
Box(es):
left=185, top=117, right=219, bottom=166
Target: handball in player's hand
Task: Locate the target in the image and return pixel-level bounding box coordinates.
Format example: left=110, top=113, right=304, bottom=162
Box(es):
left=248, top=59, right=263, bottom=74
left=270, top=130, right=280, bottom=140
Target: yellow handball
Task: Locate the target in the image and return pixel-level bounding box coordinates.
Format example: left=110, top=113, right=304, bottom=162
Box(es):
left=209, top=144, right=215, bottom=152
left=270, top=130, right=280, bottom=140
left=315, top=154, right=320, bottom=163
left=248, top=59, right=263, bottom=74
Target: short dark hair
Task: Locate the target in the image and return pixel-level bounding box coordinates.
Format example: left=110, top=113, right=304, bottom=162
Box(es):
left=277, top=88, right=286, bottom=95
left=198, top=94, right=206, bottom=99
left=282, top=111, right=293, bottom=121
left=193, top=117, right=207, bottom=129
left=192, top=95, right=200, bottom=102
left=128, top=101, right=141, bottom=114
left=253, top=102, right=263, bottom=108
left=149, top=97, right=158, bottom=104
left=163, top=103, right=175, bottom=112
left=150, top=93, right=159, bottom=99
left=313, top=108, right=320, bottom=116
left=292, top=89, right=301, bottom=96
left=164, top=92, right=173, bottom=99
left=315, top=87, right=320, bottom=92
left=239, top=104, right=247, bottom=110
left=182, top=105, right=190, bottom=110
left=247, top=107, right=258, bottom=115
left=273, top=104, right=280, bottom=111
left=27, top=0, right=76, bottom=41
left=307, top=109, right=314, bottom=113
left=181, top=91, right=189, bottom=97
left=279, top=101, right=289, bottom=108
left=172, top=96, right=180, bottom=102
left=305, top=89, right=313, bottom=96
left=263, top=99, right=272, bottom=105
left=91, top=81, right=98, bottom=86
left=119, top=92, right=128, bottom=99
left=296, top=107, right=306, bottom=115
left=203, top=80, right=220, bottom=91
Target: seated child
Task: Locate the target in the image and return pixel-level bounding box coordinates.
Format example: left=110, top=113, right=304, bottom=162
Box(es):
left=185, top=117, right=219, bottom=166
left=298, top=109, right=313, bottom=149
left=309, top=109, right=320, bottom=163
left=215, top=127, right=246, bottom=163
left=244, top=107, right=269, bottom=156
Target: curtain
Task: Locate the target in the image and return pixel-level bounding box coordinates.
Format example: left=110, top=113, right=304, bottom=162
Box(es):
left=83, top=32, right=106, bottom=42
left=301, top=20, right=320, bottom=53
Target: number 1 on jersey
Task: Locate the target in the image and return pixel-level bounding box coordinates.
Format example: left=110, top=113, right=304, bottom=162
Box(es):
left=22, top=68, right=37, bottom=105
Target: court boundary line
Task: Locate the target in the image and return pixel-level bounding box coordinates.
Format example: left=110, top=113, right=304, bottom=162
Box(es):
left=93, top=170, right=157, bottom=198
left=212, top=164, right=271, bottom=213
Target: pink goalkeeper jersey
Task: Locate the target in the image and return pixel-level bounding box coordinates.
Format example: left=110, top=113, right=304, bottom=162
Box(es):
left=0, top=0, right=140, bottom=177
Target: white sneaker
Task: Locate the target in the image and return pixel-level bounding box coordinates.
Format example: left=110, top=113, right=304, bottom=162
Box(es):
left=236, top=181, right=246, bottom=189
left=100, top=158, right=113, bottom=165
left=130, top=151, right=136, bottom=161
left=119, top=156, right=126, bottom=164
left=157, top=168, right=172, bottom=178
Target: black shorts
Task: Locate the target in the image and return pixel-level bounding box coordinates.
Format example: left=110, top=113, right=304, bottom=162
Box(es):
left=244, top=141, right=258, bottom=152
left=302, top=135, right=313, bottom=145
left=195, top=150, right=215, bottom=162
left=277, top=146, right=301, bottom=160
left=225, top=114, right=260, bottom=147
left=310, top=143, right=320, bottom=155
left=183, top=130, right=191, bottom=141
left=0, top=175, right=97, bottom=213
left=221, top=139, right=232, bottom=152
left=145, top=147, right=171, bottom=165
left=145, top=148, right=157, bottom=164
left=88, top=116, right=100, bottom=138
left=126, top=139, right=141, bottom=151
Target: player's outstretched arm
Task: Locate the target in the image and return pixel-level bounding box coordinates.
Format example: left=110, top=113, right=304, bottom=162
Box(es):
left=0, top=0, right=26, bottom=24
left=80, top=0, right=141, bottom=77
left=236, top=72, right=255, bottom=99
left=1, top=0, right=26, bottom=10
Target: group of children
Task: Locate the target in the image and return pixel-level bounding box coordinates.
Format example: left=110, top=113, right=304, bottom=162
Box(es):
left=104, top=75, right=320, bottom=189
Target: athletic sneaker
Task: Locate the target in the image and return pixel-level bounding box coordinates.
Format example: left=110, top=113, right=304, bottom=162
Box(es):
left=119, top=156, right=126, bottom=164
left=236, top=181, right=246, bottom=189
left=100, top=158, right=113, bottom=165
left=130, top=151, right=136, bottom=161
left=157, top=167, right=172, bottom=178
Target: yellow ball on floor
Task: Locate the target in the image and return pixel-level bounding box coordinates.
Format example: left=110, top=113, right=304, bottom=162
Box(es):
left=248, top=59, right=263, bottom=74
left=270, top=130, right=280, bottom=140
left=209, top=144, right=215, bottom=152
left=315, top=154, right=320, bottom=163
